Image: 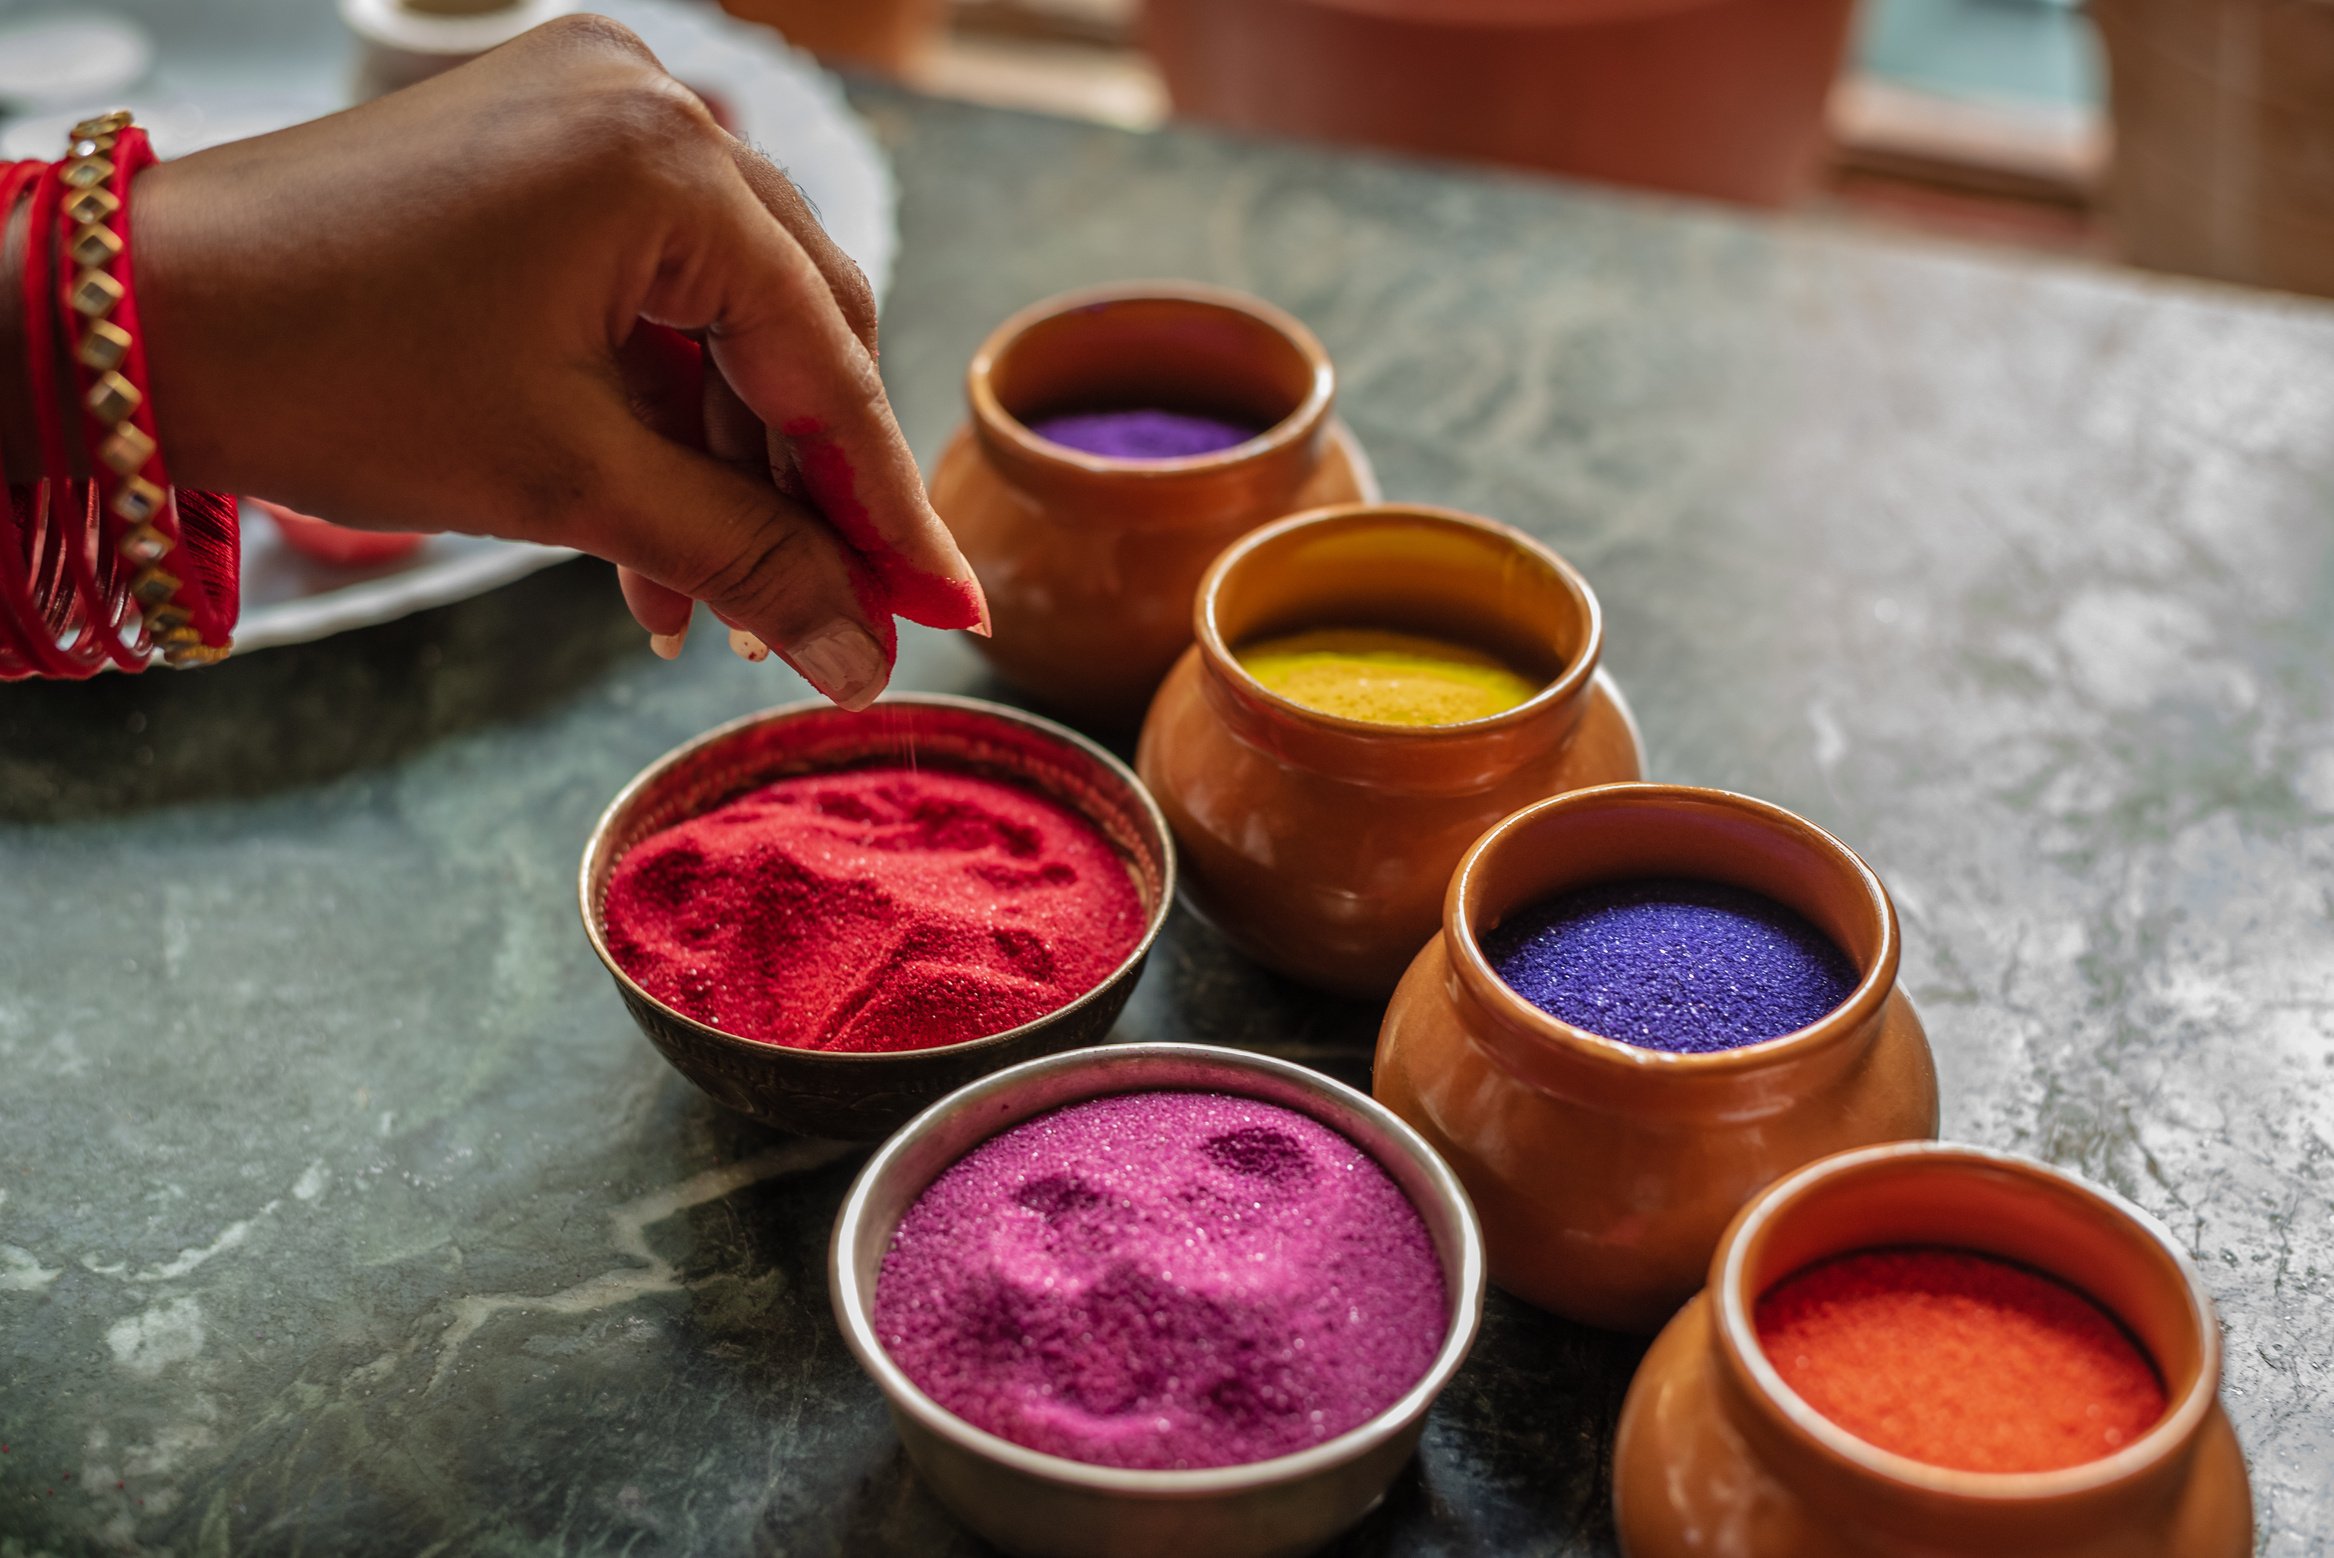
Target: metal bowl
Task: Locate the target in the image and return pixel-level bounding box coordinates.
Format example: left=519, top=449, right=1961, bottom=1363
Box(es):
left=829, top=1042, right=1488, bottom=1558
left=579, top=695, right=1176, bottom=1141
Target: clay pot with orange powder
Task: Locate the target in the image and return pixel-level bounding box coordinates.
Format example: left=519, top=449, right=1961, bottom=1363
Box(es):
left=1141, top=0, right=1857, bottom=208
left=1371, top=783, right=1939, bottom=1331
left=1611, top=1143, right=2253, bottom=1556
left=1135, top=504, right=1642, bottom=997
left=931, top=284, right=1378, bottom=727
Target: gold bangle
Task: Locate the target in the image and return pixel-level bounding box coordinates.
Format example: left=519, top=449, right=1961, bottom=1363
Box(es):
left=59, top=111, right=229, bottom=667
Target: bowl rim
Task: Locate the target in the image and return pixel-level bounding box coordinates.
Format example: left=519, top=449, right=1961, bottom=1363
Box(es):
left=828, top=1040, right=1488, bottom=1495
left=577, top=693, right=1177, bottom=1067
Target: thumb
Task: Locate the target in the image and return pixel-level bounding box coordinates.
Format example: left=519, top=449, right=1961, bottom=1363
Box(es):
left=589, top=413, right=897, bottom=710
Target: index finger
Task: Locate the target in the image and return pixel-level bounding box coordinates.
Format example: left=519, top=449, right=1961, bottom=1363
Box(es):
left=725, top=139, right=879, bottom=361
left=679, top=177, right=985, bottom=633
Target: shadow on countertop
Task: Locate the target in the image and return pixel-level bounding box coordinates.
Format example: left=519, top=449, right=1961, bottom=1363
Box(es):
left=0, top=558, right=640, bottom=823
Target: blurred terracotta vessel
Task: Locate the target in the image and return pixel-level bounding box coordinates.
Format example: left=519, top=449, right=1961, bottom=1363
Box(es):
left=1137, top=504, right=1640, bottom=997
left=1612, top=1142, right=2254, bottom=1556
left=932, top=283, right=1377, bottom=726
left=717, top=0, right=946, bottom=72
left=1373, top=783, right=1939, bottom=1331
left=1142, top=0, right=1854, bottom=207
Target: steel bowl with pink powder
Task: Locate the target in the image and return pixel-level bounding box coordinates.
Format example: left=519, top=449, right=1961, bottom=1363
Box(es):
left=871, top=1089, right=1448, bottom=1470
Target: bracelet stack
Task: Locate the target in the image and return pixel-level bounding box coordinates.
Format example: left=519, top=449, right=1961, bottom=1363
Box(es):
left=0, top=111, right=238, bottom=678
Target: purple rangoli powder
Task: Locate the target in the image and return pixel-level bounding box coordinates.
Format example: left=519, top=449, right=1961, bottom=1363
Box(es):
left=872, top=1090, right=1447, bottom=1470
left=1483, top=879, right=1860, bottom=1054
left=1027, top=407, right=1261, bottom=460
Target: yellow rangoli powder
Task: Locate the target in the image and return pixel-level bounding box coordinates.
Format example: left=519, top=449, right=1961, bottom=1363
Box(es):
left=1236, top=628, right=1542, bottom=726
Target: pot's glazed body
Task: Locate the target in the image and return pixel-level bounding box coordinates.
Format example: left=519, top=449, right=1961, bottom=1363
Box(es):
left=1135, top=505, right=1641, bottom=996
left=933, top=283, right=1374, bottom=727
left=1611, top=1143, right=2254, bottom=1556
left=1373, top=784, right=1938, bottom=1330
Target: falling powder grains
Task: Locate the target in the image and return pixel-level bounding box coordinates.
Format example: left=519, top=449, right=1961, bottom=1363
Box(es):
left=874, top=1090, right=1448, bottom=1470
left=1756, top=1248, right=2169, bottom=1473
left=602, top=765, right=1145, bottom=1054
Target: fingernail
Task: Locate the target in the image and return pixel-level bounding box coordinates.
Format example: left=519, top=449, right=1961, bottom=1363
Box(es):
left=790, top=619, right=889, bottom=711
left=970, top=585, right=993, bottom=639
left=928, top=505, right=979, bottom=585
left=649, top=624, right=688, bottom=660
left=727, top=627, right=770, bottom=663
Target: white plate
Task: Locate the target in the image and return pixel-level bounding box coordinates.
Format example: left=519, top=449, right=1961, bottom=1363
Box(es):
left=7, top=0, right=897, bottom=657
left=0, top=13, right=155, bottom=110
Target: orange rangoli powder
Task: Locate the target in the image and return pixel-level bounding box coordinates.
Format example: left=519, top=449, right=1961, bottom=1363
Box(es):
left=1754, top=1247, right=2167, bottom=1473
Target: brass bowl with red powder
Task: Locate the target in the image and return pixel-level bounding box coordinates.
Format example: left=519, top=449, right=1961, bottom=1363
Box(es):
left=1610, top=1142, right=2254, bottom=1556
left=829, top=1042, right=1487, bottom=1558
left=579, top=695, right=1175, bottom=1140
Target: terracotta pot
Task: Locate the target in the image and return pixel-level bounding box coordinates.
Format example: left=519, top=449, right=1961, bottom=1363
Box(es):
left=1612, top=1142, right=2255, bottom=1556
left=1140, top=0, right=1858, bottom=208
left=1136, top=504, right=1642, bottom=997
left=932, top=283, right=1377, bottom=727
left=718, top=0, right=946, bottom=73
left=1372, top=783, right=1938, bottom=1330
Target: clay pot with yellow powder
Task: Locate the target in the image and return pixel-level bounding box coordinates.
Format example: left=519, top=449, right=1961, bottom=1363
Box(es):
left=1372, top=783, right=1939, bottom=1332
left=1611, top=1143, right=2252, bottom=1556
left=932, top=284, right=1377, bottom=728
left=1135, top=505, right=1642, bottom=996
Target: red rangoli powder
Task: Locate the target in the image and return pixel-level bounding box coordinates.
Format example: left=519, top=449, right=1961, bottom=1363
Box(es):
left=1754, top=1247, right=2168, bottom=1473
left=603, top=765, right=1145, bottom=1053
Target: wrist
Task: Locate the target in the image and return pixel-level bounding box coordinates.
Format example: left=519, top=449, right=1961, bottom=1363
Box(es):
left=121, top=159, right=225, bottom=492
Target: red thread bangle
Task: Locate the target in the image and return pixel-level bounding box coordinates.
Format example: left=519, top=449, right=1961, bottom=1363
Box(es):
left=0, top=157, right=59, bottom=676
left=32, top=144, right=138, bottom=671
left=0, top=158, right=114, bottom=676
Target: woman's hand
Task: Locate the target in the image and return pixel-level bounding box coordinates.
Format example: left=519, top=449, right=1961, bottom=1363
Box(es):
left=124, top=15, right=982, bottom=706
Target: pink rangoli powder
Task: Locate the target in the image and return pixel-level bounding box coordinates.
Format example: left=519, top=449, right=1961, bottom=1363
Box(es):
left=873, top=1090, right=1448, bottom=1470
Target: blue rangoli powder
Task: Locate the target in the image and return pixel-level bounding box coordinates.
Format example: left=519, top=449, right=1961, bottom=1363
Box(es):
left=1481, top=879, right=1859, bottom=1054
left=1027, top=408, right=1260, bottom=460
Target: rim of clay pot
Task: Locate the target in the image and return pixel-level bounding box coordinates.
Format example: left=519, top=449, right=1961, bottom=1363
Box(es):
left=829, top=1041, right=1487, bottom=1497
left=1445, top=782, right=1899, bottom=1082
left=1195, top=503, right=1603, bottom=747
left=968, top=280, right=1335, bottom=490
left=578, top=693, right=1175, bottom=1068
left=1711, top=1141, right=2223, bottom=1506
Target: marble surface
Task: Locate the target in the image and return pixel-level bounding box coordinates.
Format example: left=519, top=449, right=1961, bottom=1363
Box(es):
left=5, top=90, right=2333, bottom=1557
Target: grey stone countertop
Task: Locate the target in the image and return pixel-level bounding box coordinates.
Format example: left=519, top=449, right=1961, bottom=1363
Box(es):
left=4, top=89, right=2332, bottom=1557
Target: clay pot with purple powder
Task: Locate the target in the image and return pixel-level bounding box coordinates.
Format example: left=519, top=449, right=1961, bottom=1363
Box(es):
left=1373, top=782, right=1939, bottom=1332
left=1136, top=504, right=1643, bottom=997
left=931, top=282, right=1378, bottom=726
left=830, top=1042, right=1485, bottom=1558
left=1611, top=1143, right=2252, bottom=1556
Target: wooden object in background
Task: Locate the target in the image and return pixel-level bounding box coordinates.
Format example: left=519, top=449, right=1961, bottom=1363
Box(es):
left=2094, top=0, right=2334, bottom=297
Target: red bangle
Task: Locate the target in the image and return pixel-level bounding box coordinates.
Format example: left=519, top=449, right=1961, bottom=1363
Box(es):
left=0, top=158, right=97, bottom=678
